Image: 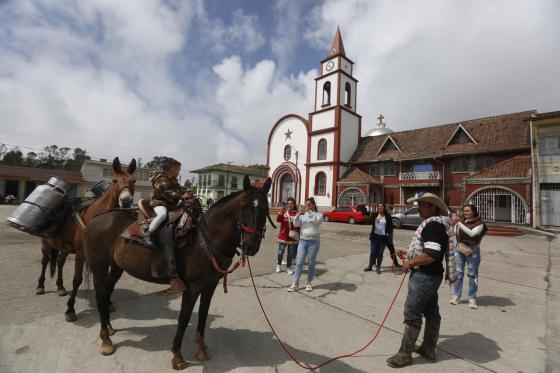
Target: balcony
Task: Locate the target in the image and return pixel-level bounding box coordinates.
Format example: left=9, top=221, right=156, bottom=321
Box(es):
left=399, top=171, right=441, bottom=181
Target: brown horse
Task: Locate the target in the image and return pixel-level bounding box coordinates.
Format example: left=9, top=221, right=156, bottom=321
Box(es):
left=82, top=175, right=272, bottom=370
left=36, top=157, right=136, bottom=322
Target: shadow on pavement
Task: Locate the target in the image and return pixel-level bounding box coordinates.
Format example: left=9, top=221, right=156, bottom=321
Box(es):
left=474, top=295, right=515, bottom=307
left=72, top=293, right=181, bottom=329
left=312, top=282, right=357, bottom=292
left=436, top=332, right=502, bottom=364
left=115, top=312, right=367, bottom=373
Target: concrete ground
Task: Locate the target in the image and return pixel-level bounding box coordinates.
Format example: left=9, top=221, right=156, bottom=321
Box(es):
left=0, top=205, right=558, bottom=373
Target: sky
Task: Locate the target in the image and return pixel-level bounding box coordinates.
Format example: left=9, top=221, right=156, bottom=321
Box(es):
left=1, top=0, right=559, bottom=179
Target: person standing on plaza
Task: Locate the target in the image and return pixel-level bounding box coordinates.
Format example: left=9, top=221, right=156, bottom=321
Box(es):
left=275, top=197, right=300, bottom=274
left=450, top=204, right=487, bottom=309
left=287, top=197, right=323, bottom=292
left=364, top=203, right=393, bottom=274
left=387, top=193, right=450, bottom=368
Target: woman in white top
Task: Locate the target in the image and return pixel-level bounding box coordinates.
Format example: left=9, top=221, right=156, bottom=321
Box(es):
left=450, top=204, right=487, bottom=309
left=287, top=197, right=323, bottom=292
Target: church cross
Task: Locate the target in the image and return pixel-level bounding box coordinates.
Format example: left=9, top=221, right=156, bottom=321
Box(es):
left=377, top=114, right=385, bottom=123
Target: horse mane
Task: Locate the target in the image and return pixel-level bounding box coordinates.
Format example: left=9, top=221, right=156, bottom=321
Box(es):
left=205, top=190, right=244, bottom=215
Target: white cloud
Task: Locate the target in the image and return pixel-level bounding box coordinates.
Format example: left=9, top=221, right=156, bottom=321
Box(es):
left=305, top=0, right=560, bottom=132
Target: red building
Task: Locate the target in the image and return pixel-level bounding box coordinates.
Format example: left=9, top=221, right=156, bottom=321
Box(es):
left=337, top=111, right=533, bottom=224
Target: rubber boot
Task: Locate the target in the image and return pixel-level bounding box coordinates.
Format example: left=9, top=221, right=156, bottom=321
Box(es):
left=141, top=230, right=156, bottom=248
left=415, top=319, right=440, bottom=362
left=387, top=324, right=421, bottom=368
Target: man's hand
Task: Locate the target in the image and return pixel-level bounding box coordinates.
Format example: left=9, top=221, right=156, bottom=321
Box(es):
left=402, top=259, right=411, bottom=272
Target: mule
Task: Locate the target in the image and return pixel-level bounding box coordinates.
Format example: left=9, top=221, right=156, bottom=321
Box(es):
left=36, top=157, right=136, bottom=322
left=82, top=175, right=272, bottom=370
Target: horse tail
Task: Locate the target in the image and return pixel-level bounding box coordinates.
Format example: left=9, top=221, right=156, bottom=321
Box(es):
left=49, top=249, right=58, bottom=278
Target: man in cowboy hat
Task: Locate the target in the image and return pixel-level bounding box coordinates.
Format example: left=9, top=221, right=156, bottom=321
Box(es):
left=387, top=192, right=449, bottom=368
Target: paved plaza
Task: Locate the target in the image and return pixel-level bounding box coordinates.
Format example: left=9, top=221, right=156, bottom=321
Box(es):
left=0, top=205, right=559, bottom=372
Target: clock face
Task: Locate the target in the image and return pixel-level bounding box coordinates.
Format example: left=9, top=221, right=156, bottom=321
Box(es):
left=326, top=61, right=334, bottom=71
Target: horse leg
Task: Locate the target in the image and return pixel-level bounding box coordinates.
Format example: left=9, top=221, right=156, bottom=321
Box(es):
left=194, top=283, right=218, bottom=361
left=105, top=265, right=124, bottom=336
left=56, top=252, right=68, bottom=296
left=36, top=242, right=51, bottom=295
left=65, top=252, right=85, bottom=322
left=92, top=264, right=114, bottom=356
left=171, top=289, right=199, bottom=370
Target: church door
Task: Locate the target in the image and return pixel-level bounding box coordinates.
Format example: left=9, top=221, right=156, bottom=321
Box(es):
left=279, top=173, right=295, bottom=203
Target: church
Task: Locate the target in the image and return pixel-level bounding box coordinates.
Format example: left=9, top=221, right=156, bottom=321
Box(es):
left=266, top=28, right=538, bottom=224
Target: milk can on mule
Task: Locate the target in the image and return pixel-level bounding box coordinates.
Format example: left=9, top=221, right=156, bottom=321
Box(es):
left=89, top=179, right=110, bottom=197
left=6, top=176, right=71, bottom=235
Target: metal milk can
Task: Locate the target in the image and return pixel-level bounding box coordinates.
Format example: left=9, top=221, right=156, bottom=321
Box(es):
left=6, top=176, right=71, bottom=234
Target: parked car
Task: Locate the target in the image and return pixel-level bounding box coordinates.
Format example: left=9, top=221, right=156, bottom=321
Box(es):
left=391, top=207, right=423, bottom=228
left=392, top=206, right=451, bottom=228
left=323, top=206, right=370, bottom=224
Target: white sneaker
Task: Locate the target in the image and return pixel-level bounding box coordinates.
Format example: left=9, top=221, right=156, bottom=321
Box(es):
left=275, top=265, right=281, bottom=273
left=287, top=283, right=298, bottom=292
left=469, top=299, right=478, bottom=309
left=287, top=268, right=294, bottom=275
left=305, top=282, right=313, bottom=292
left=282, top=259, right=287, bottom=265
left=450, top=295, right=460, bottom=305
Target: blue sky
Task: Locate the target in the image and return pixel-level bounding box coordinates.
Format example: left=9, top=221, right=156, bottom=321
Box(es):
left=0, top=0, right=559, bottom=176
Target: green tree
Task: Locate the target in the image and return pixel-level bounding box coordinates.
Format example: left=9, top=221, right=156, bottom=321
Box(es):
left=146, top=156, right=168, bottom=169
left=64, top=147, right=90, bottom=170
left=2, top=149, right=24, bottom=166
left=23, top=152, right=38, bottom=167
left=183, top=178, right=197, bottom=194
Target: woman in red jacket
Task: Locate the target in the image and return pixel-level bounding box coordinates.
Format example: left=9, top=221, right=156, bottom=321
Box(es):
left=276, top=197, right=300, bottom=274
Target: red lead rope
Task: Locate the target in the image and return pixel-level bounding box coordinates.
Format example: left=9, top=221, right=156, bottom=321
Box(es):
left=211, top=256, right=244, bottom=293
left=246, top=257, right=408, bottom=370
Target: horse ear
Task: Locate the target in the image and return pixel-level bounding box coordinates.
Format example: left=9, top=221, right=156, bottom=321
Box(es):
left=127, top=159, right=137, bottom=174
left=243, top=175, right=251, bottom=191
left=262, top=177, right=272, bottom=195
left=112, top=157, right=122, bottom=174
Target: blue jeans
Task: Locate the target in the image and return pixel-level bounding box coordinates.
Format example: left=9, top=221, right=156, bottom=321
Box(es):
left=454, top=246, right=481, bottom=299
left=293, top=239, right=320, bottom=284
left=404, top=270, right=443, bottom=328
left=277, top=242, right=297, bottom=267
left=368, top=234, right=387, bottom=268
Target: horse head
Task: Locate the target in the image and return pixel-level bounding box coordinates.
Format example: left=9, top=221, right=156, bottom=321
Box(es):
left=237, top=175, right=272, bottom=256
left=111, top=157, right=137, bottom=208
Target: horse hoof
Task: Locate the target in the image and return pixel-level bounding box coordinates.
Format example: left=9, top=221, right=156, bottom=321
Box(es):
left=109, top=303, right=116, bottom=313
left=57, top=288, right=67, bottom=296
left=172, top=358, right=188, bottom=370
left=65, top=311, right=77, bottom=322
left=107, top=325, right=116, bottom=336
left=36, top=287, right=45, bottom=295
left=100, top=343, right=115, bottom=356
left=196, top=349, right=212, bottom=361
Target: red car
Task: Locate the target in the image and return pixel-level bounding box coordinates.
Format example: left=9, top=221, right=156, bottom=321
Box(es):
left=322, top=205, right=370, bottom=224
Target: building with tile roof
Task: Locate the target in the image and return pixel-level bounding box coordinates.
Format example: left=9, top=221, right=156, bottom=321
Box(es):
left=266, top=28, right=554, bottom=225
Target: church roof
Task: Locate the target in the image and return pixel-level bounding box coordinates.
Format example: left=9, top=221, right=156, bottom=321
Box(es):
left=0, top=165, right=84, bottom=183
left=364, top=126, right=394, bottom=137
left=351, top=111, right=534, bottom=163
left=328, top=26, right=346, bottom=58
left=338, top=167, right=382, bottom=184
left=465, top=154, right=531, bottom=180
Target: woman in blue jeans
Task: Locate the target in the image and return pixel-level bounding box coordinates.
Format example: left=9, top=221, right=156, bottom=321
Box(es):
left=287, top=197, right=323, bottom=292
left=364, top=203, right=393, bottom=274
left=451, top=204, right=487, bottom=309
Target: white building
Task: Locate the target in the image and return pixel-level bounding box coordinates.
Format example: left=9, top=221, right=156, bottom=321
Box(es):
left=267, top=27, right=361, bottom=208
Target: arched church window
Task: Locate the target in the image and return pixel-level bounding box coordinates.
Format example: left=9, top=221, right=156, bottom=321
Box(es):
left=344, top=82, right=351, bottom=107
left=315, top=172, right=327, bottom=195
left=284, top=145, right=291, bottom=160
left=317, top=138, right=327, bottom=160
left=322, top=82, right=331, bottom=106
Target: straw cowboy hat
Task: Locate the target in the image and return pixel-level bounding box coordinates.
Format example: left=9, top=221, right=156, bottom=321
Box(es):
left=407, top=192, right=449, bottom=216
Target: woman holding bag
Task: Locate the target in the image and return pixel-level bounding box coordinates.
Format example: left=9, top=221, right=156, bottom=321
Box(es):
left=450, top=204, right=487, bottom=309
left=275, top=197, right=300, bottom=274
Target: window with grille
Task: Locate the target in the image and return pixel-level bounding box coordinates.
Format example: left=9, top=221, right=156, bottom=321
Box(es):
left=284, top=145, right=291, bottom=160
left=475, top=155, right=496, bottom=171
left=539, top=134, right=560, bottom=155
left=451, top=157, right=469, bottom=172
left=316, top=172, right=327, bottom=195
left=318, top=139, right=327, bottom=160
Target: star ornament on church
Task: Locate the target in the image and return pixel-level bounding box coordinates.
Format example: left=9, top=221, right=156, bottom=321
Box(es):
left=284, top=129, right=293, bottom=140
